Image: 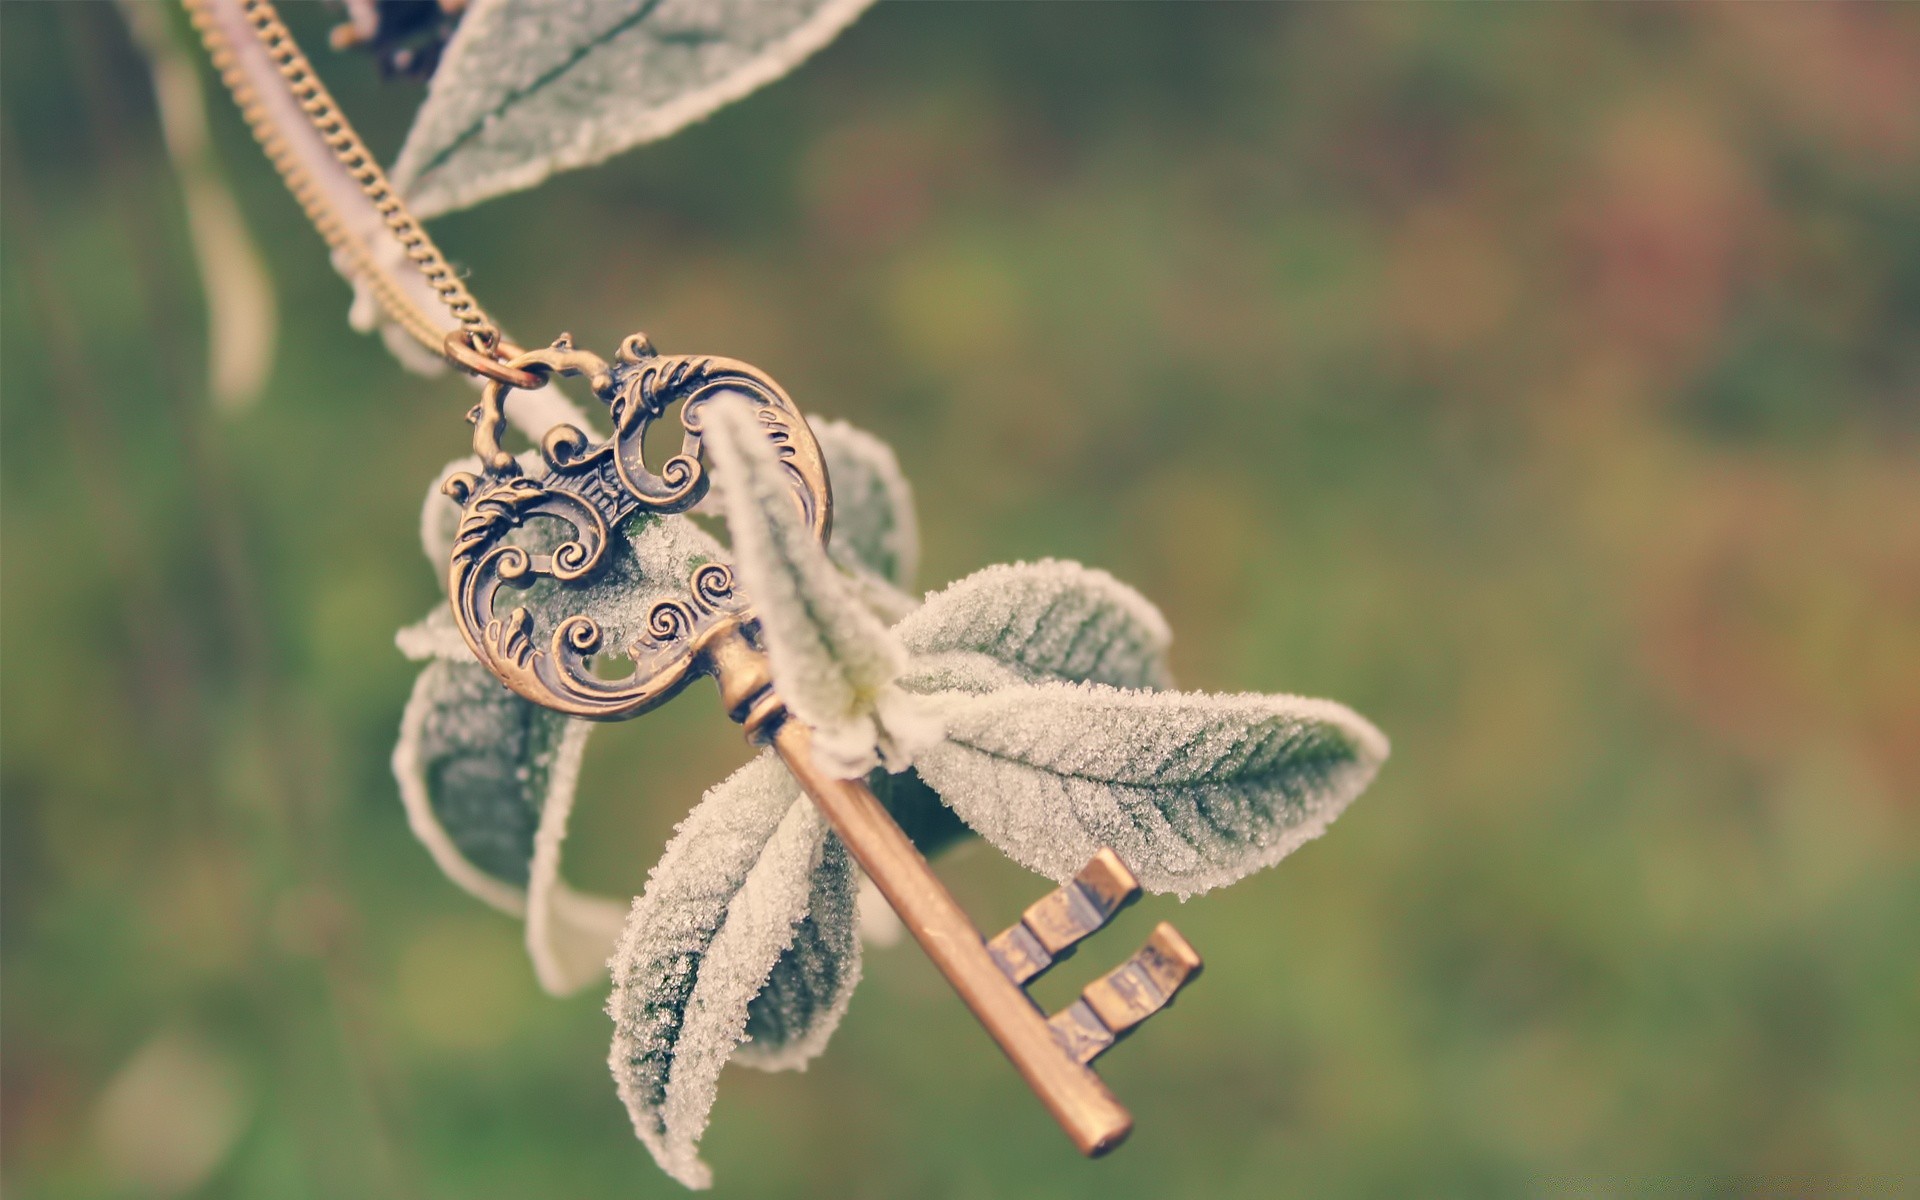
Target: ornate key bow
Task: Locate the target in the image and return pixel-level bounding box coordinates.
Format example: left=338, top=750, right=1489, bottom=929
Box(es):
left=444, top=334, right=1202, bottom=1155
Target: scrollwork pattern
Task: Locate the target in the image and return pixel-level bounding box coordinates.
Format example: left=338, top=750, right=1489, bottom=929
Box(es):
left=444, top=334, right=830, bottom=720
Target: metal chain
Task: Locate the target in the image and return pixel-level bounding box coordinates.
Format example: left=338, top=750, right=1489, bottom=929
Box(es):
left=182, top=0, right=520, bottom=372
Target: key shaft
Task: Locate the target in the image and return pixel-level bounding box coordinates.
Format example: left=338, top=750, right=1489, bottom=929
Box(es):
left=766, top=717, right=1134, bottom=1157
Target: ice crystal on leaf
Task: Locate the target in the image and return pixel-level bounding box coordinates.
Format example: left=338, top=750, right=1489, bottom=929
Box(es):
left=914, top=684, right=1386, bottom=899
left=897, top=559, right=1175, bottom=692
left=813, top=417, right=920, bottom=621
left=606, top=754, right=858, bottom=1189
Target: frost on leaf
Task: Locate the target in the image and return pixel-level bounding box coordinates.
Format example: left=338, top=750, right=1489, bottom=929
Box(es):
left=897, top=559, right=1174, bottom=694
left=393, top=0, right=880, bottom=220
left=913, top=683, right=1389, bottom=899
left=813, top=417, right=919, bottom=621
left=398, top=456, right=724, bottom=993
left=392, top=658, right=585, bottom=916
left=734, top=830, right=860, bottom=1071
left=704, top=418, right=922, bottom=623
left=703, top=395, right=938, bottom=777
left=396, top=424, right=927, bottom=993
left=607, top=754, right=859, bottom=1189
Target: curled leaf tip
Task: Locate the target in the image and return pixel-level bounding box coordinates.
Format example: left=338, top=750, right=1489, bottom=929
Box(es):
left=704, top=394, right=940, bottom=779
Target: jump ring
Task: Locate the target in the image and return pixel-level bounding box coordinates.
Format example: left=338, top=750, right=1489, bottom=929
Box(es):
left=443, top=330, right=546, bottom=390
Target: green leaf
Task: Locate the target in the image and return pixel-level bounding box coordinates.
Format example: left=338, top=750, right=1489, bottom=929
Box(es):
left=912, top=682, right=1389, bottom=899
left=705, top=395, right=937, bottom=777
left=734, top=834, right=860, bottom=1071
left=391, top=654, right=629, bottom=994
left=398, top=456, right=725, bottom=993
left=393, top=0, right=880, bottom=219
left=391, top=657, right=585, bottom=915
left=813, top=417, right=919, bottom=614
left=897, top=559, right=1175, bottom=693
left=607, top=753, right=860, bottom=1189
left=397, top=423, right=924, bottom=993
left=879, top=560, right=1178, bottom=867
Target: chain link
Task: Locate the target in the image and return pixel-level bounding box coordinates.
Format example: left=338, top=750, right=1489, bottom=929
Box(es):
left=183, top=0, right=512, bottom=366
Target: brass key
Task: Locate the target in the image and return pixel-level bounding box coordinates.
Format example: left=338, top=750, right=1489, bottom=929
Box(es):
left=444, top=333, right=1202, bottom=1155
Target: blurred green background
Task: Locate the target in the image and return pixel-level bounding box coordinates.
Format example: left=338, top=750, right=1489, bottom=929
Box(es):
left=5, top=3, right=1918, bottom=1196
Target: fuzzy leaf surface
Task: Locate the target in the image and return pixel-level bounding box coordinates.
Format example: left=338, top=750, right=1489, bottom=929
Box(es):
left=912, top=682, right=1389, bottom=898
left=606, top=753, right=859, bottom=1189
left=897, top=559, right=1174, bottom=693
left=398, top=457, right=724, bottom=992
left=704, top=395, right=936, bottom=777
left=392, top=657, right=587, bottom=914
left=394, top=0, right=878, bottom=219
left=813, top=417, right=919, bottom=619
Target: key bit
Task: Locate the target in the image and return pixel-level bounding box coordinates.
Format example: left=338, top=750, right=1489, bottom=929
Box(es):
left=988, top=848, right=1142, bottom=986
left=1048, top=923, right=1204, bottom=1066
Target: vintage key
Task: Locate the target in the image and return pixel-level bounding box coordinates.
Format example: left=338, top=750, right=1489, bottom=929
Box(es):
left=443, top=333, right=1202, bottom=1155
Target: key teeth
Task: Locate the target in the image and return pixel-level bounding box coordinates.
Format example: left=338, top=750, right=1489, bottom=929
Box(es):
left=1049, top=1000, right=1115, bottom=1066
left=992, top=851, right=1202, bottom=1068
left=1046, top=922, right=1203, bottom=1065
left=988, top=848, right=1145, bottom=986
left=1076, top=848, right=1141, bottom=909
left=986, top=922, right=1050, bottom=987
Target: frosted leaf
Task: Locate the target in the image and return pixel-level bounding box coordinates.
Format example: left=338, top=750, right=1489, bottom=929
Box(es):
left=913, top=682, right=1389, bottom=899
left=704, top=395, right=939, bottom=777
left=393, top=0, right=879, bottom=219
left=813, top=417, right=919, bottom=598
left=841, top=569, right=921, bottom=628
left=392, top=658, right=585, bottom=916
left=524, top=712, right=626, bottom=995
left=395, top=605, right=469, bottom=662
left=397, top=424, right=925, bottom=989
left=700, top=417, right=921, bottom=621
left=607, top=753, right=860, bottom=1189
left=397, top=462, right=729, bottom=992
left=897, top=559, right=1175, bottom=692
left=398, top=505, right=622, bottom=992
left=531, top=879, right=631, bottom=995
left=734, top=831, right=860, bottom=1071
left=416, top=414, right=923, bottom=615
left=895, top=650, right=1030, bottom=697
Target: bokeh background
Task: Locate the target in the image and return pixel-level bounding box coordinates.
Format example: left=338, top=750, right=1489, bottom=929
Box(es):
left=5, top=3, right=1918, bottom=1196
